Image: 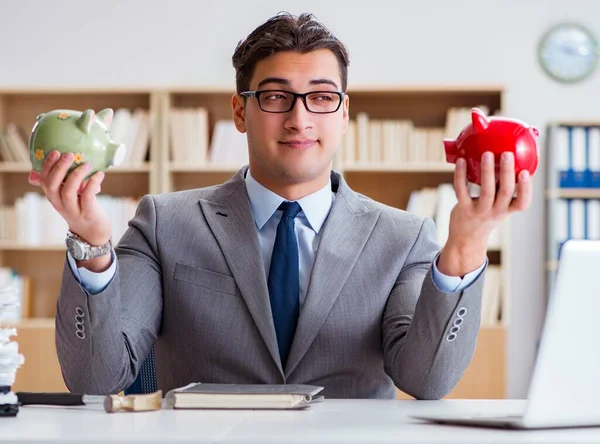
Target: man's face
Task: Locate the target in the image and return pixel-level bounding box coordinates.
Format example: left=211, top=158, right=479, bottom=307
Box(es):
left=233, top=49, right=349, bottom=191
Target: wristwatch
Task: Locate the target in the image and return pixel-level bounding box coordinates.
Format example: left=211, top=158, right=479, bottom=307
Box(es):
left=65, top=231, right=112, bottom=260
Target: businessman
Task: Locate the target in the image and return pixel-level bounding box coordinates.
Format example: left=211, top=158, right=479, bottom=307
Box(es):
left=29, top=12, right=531, bottom=399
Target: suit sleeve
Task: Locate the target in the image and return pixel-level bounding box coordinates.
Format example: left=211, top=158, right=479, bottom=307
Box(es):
left=55, top=195, right=163, bottom=395
left=381, top=217, right=487, bottom=400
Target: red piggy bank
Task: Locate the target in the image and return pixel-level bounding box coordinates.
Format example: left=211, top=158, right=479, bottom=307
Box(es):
left=444, top=108, right=539, bottom=186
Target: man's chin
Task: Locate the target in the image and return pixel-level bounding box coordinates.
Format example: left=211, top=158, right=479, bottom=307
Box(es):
left=276, top=163, right=329, bottom=184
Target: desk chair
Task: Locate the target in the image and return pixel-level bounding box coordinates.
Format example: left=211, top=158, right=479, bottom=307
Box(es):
left=124, top=347, right=158, bottom=395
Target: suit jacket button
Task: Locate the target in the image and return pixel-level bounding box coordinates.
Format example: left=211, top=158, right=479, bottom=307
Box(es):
left=76, top=330, right=86, bottom=340
left=75, top=307, right=85, bottom=317
left=457, top=307, right=467, bottom=317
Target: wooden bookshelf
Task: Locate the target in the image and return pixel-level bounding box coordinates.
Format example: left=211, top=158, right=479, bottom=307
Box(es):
left=0, top=86, right=509, bottom=399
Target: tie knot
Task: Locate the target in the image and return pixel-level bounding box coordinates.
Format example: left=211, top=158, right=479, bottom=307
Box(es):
left=279, top=201, right=302, bottom=219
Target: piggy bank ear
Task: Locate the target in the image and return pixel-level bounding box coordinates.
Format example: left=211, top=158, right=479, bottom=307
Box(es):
left=471, top=108, right=489, bottom=133
left=97, top=108, right=114, bottom=128
left=76, top=109, right=96, bottom=134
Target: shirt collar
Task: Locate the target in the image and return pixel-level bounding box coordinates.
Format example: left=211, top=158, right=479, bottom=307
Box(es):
left=245, top=169, right=333, bottom=234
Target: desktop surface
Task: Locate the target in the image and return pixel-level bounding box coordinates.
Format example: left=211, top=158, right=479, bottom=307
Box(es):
left=2, top=399, right=600, bottom=443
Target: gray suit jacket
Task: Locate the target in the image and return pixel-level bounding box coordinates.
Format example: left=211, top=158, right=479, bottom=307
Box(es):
left=55, top=168, right=486, bottom=399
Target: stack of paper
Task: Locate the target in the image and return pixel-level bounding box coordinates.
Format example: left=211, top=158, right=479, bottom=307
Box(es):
left=0, top=286, right=25, bottom=416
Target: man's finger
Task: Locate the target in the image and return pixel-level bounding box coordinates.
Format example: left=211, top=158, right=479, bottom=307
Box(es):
left=80, top=171, right=104, bottom=214
left=45, top=153, right=74, bottom=195
left=509, top=170, right=532, bottom=213
left=494, top=152, right=517, bottom=211
left=478, top=152, right=496, bottom=210
left=39, top=150, right=61, bottom=183
left=28, top=171, right=41, bottom=186
left=61, top=163, right=93, bottom=215
left=454, top=158, right=471, bottom=206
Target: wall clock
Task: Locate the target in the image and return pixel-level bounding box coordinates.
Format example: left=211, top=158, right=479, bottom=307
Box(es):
left=538, top=23, right=599, bottom=83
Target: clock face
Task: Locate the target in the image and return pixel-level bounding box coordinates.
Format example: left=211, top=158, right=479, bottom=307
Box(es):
left=538, top=23, right=599, bottom=83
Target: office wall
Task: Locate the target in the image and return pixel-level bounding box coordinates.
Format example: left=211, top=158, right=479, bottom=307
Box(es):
left=1, top=0, right=599, bottom=398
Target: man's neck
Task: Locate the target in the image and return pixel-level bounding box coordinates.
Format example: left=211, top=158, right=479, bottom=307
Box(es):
left=248, top=169, right=330, bottom=201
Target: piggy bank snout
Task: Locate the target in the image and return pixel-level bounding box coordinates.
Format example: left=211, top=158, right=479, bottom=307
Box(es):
left=108, top=143, right=127, bottom=167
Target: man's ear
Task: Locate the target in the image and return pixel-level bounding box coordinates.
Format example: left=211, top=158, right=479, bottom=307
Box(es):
left=232, top=94, right=247, bottom=133
left=341, top=94, right=350, bottom=134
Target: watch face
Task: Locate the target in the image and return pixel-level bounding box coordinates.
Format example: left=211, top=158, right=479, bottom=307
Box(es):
left=66, top=236, right=86, bottom=260
left=538, top=23, right=599, bottom=83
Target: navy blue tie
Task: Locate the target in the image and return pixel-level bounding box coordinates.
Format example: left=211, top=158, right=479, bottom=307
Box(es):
left=268, top=201, right=302, bottom=367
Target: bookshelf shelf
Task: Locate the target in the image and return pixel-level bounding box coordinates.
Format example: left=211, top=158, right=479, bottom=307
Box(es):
left=111, top=163, right=152, bottom=173
left=546, top=188, right=600, bottom=199
left=168, top=163, right=244, bottom=173
left=0, top=243, right=65, bottom=251
left=0, top=85, right=509, bottom=399
left=0, top=162, right=151, bottom=173
left=0, top=317, right=55, bottom=329
left=0, top=162, right=30, bottom=172
left=342, top=163, right=454, bottom=173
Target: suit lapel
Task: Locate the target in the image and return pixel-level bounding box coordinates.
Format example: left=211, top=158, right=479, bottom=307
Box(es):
left=285, top=173, right=381, bottom=377
left=199, top=168, right=283, bottom=377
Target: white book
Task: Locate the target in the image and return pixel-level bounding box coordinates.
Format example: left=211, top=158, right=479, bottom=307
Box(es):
left=550, top=126, right=569, bottom=187
left=342, top=120, right=356, bottom=166
left=589, top=128, right=600, bottom=186
left=356, top=112, right=370, bottom=164
left=571, top=127, right=587, bottom=185
left=434, top=183, right=457, bottom=247
left=553, top=199, right=568, bottom=258
left=587, top=200, right=600, bottom=240
left=570, top=199, right=586, bottom=239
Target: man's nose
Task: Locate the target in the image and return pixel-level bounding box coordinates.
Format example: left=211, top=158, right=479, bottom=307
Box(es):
left=285, top=97, right=313, bottom=129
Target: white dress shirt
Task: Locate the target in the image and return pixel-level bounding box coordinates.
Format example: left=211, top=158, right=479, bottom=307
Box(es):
left=68, top=170, right=485, bottom=297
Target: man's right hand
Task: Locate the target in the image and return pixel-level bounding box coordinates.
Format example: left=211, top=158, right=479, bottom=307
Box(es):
left=28, top=150, right=113, bottom=272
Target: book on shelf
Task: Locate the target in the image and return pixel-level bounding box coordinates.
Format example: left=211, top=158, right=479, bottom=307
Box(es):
left=549, top=124, right=600, bottom=189
left=165, top=383, right=324, bottom=410
left=169, top=107, right=209, bottom=165
left=549, top=198, right=600, bottom=261
left=0, top=124, right=29, bottom=163
left=169, top=109, right=249, bottom=168
left=110, top=108, right=151, bottom=165
left=340, top=106, right=490, bottom=168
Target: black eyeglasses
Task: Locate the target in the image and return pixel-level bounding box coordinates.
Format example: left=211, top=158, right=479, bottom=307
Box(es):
left=240, top=90, right=344, bottom=114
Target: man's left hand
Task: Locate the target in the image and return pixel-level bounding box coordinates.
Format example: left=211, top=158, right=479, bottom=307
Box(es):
left=437, top=151, right=532, bottom=277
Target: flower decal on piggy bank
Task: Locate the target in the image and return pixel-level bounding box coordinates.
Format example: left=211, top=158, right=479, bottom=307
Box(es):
left=444, top=108, right=539, bottom=186
left=28, top=108, right=126, bottom=176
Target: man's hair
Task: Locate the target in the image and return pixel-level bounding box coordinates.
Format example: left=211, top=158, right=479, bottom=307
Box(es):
left=232, top=12, right=350, bottom=94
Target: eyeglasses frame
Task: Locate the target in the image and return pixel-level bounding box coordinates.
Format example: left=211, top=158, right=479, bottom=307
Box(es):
left=239, top=89, right=345, bottom=114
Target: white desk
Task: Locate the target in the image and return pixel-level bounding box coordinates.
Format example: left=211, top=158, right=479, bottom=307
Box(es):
left=2, top=399, right=600, bottom=443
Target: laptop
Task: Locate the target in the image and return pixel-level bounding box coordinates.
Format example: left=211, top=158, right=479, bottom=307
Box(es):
left=411, top=239, right=600, bottom=429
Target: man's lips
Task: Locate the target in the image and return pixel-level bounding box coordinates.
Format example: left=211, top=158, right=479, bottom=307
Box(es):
left=279, top=139, right=318, bottom=149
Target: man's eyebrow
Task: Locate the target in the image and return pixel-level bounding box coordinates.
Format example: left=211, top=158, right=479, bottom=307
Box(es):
left=256, top=77, right=340, bottom=89
left=257, top=77, right=289, bottom=88
left=309, top=78, right=339, bottom=89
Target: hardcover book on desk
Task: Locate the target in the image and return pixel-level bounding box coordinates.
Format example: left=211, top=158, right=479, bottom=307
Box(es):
left=165, top=383, right=324, bottom=410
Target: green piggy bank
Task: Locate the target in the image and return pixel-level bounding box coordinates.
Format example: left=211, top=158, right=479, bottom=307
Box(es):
left=28, top=108, right=126, bottom=176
